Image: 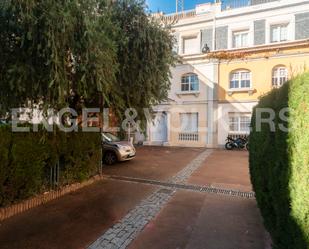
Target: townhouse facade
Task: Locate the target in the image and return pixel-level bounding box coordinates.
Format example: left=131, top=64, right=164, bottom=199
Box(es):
left=145, top=0, right=309, bottom=147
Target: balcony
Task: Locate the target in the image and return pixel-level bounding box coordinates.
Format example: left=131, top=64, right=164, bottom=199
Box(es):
left=221, top=0, right=278, bottom=11
left=179, top=133, right=199, bottom=142
left=160, top=9, right=196, bottom=24
left=156, top=0, right=280, bottom=23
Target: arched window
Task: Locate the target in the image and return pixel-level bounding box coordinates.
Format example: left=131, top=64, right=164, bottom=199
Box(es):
left=272, top=66, right=288, bottom=87
left=181, top=73, right=199, bottom=92
left=230, top=70, right=251, bottom=89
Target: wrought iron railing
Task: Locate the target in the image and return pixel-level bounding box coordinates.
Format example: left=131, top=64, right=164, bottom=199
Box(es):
left=221, top=0, right=278, bottom=11
left=161, top=9, right=196, bottom=23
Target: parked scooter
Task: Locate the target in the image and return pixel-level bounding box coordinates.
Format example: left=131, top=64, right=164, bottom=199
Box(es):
left=225, top=136, right=249, bottom=151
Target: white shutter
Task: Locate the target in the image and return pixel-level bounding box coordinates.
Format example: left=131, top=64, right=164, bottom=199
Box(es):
left=183, top=37, right=199, bottom=54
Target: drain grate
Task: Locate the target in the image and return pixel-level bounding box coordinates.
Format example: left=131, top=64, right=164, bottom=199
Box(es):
left=106, top=175, right=256, bottom=199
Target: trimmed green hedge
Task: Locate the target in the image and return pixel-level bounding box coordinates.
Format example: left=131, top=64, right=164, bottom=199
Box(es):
left=250, top=72, right=309, bottom=249
left=0, top=127, right=101, bottom=207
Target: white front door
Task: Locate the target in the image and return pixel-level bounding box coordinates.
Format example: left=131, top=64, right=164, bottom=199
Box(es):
left=151, top=113, right=168, bottom=142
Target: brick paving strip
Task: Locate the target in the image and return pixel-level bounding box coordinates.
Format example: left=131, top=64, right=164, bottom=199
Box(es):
left=88, top=149, right=213, bottom=249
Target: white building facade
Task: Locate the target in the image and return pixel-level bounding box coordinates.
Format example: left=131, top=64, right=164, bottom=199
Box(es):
left=145, top=0, right=309, bottom=147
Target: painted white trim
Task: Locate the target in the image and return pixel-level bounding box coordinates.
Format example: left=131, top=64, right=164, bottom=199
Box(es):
left=176, top=92, right=200, bottom=97
left=228, top=22, right=254, bottom=49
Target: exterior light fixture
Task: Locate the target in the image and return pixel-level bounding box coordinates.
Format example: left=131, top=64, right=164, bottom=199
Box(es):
left=202, top=44, right=210, bottom=54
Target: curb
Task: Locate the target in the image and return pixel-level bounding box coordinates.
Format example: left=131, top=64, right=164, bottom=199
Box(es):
left=0, top=174, right=105, bottom=222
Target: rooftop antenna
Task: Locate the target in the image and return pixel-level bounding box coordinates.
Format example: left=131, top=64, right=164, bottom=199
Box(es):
left=176, top=0, right=184, bottom=13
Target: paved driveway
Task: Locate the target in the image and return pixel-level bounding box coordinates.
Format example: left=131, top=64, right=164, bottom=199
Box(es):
left=102, top=146, right=205, bottom=181
left=188, top=150, right=253, bottom=192
left=0, top=147, right=268, bottom=249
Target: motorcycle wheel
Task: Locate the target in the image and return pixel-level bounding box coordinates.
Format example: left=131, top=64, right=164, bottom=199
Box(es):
left=246, top=143, right=249, bottom=151
left=225, top=142, right=234, bottom=150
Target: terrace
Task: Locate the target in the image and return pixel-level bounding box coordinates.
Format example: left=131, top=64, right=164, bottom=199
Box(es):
left=159, top=0, right=279, bottom=23
left=221, top=0, right=277, bottom=11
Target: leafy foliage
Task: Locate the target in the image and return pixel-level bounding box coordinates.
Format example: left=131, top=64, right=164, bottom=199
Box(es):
left=0, top=0, right=175, bottom=122
left=0, top=127, right=101, bottom=207
left=249, top=72, right=309, bottom=249
left=0, top=0, right=176, bottom=206
left=0, top=0, right=117, bottom=113
left=105, top=0, right=176, bottom=122
left=288, top=72, right=309, bottom=248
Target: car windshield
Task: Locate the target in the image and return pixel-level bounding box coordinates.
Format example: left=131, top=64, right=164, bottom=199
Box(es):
left=102, top=132, right=120, bottom=143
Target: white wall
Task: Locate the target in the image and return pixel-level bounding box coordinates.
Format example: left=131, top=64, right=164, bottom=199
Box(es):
left=147, top=61, right=218, bottom=147
left=217, top=101, right=258, bottom=145
left=172, top=0, right=309, bottom=53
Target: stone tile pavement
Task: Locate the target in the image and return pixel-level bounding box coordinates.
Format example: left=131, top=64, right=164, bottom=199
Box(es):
left=88, top=150, right=213, bottom=249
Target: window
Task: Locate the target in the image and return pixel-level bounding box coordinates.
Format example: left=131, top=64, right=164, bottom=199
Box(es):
left=181, top=74, right=199, bottom=92
left=230, top=70, right=251, bottom=89
left=180, top=113, right=198, bottom=133
left=233, top=30, right=249, bottom=48
left=183, top=37, right=199, bottom=54
left=272, top=67, right=288, bottom=87
left=229, top=114, right=251, bottom=133
left=271, top=24, right=288, bottom=43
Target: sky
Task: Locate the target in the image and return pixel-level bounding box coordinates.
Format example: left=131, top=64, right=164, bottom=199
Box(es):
left=146, top=0, right=212, bottom=14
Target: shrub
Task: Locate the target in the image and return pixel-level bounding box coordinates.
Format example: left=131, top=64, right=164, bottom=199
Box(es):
left=0, top=126, right=12, bottom=206
left=250, top=72, right=309, bottom=249
left=0, top=128, right=101, bottom=207
left=288, top=73, right=309, bottom=248
left=8, top=132, right=49, bottom=205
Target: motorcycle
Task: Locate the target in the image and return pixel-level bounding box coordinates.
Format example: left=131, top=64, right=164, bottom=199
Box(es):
left=225, top=136, right=249, bottom=151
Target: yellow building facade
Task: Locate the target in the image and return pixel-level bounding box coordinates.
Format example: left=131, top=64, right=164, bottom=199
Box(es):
left=217, top=41, right=309, bottom=145
left=219, top=43, right=309, bottom=102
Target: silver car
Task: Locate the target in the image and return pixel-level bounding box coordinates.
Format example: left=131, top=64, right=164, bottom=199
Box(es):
left=102, top=132, right=136, bottom=165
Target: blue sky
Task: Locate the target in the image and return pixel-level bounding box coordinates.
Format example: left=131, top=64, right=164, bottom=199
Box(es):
left=146, top=0, right=212, bottom=14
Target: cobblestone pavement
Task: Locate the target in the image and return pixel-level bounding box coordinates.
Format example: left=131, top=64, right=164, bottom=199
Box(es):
left=88, top=150, right=213, bottom=249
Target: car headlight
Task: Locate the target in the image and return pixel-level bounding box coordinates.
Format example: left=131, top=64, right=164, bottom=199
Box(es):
left=117, top=144, right=128, bottom=151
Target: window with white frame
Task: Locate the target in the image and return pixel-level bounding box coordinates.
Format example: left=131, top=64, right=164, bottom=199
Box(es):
left=183, top=36, right=199, bottom=54
left=233, top=30, right=249, bottom=48
left=181, top=73, right=199, bottom=92
left=272, top=66, right=288, bottom=87
left=230, top=70, right=251, bottom=89
left=229, top=114, right=251, bottom=133
left=180, top=113, right=198, bottom=133
left=270, top=24, right=288, bottom=43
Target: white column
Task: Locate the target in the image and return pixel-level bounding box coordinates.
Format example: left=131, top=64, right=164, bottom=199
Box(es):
left=164, top=112, right=171, bottom=146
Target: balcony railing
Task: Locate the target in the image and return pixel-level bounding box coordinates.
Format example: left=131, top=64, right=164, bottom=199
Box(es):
left=160, top=9, right=196, bottom=23
left=179, top=132, right=199, bottom=142
left=228, top=133, right=249, bottom=140
left=156, top=0, right=279, bottom=23
left=221, top=0, right=278, bottom=11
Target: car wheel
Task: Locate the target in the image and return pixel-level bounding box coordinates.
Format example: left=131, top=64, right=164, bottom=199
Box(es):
left=104, top=151, right=117, bottom=165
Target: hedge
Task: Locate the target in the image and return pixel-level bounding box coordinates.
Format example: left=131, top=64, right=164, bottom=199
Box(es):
left=249, top=72, right=309, bottom=249
left=0, top=127, right=101, bottom=207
